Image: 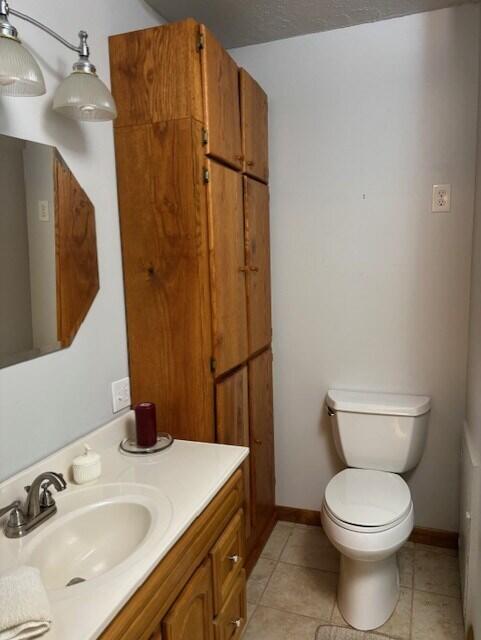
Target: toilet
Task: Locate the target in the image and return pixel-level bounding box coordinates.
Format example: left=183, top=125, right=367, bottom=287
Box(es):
left=321, top=389, right=431, bottom=631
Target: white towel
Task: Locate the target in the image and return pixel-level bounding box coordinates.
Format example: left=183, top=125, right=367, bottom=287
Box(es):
left=0, top=566, right=51, bottom=639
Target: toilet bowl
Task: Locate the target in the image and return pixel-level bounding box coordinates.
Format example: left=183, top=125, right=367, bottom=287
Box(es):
left=322, top=390, right=430, bottom=631
left=321, top=468, right=414, bottom=630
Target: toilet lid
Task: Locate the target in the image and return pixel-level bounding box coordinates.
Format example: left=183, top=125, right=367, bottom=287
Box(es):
left=325, top=468, right=411, bottom=527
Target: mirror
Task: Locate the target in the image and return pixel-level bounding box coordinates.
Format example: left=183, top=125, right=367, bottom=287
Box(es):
left=0, top=134, right=99, bottom=369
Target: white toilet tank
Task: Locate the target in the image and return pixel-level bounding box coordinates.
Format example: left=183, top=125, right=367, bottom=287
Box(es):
left=326, top=390, right=431, bottom=473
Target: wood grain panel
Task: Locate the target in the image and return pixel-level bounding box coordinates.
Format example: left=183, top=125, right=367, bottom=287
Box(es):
left=210, top=509, right=245, bottom=614
left=201, top=26, right=242, bottom=170
left=216, top=367, right=249, bottom=447
left=114, top=119, right=213, bottom=441
left=248, top=349, right=275, bottom=539
left=54, top=152, right=99, bottom=348
left=216, top=368, right=251, bottom=539
left=206, top=161, right=248, bottom=376
left=213, top=572, right=246, bottom=640
left=240, top=69, right=268, bottom=183
left=109, top=19, right=203, bottom=128
left=162, top=559, right=214, bottom=640
left=100, top=470, right=243, bottom=640
left=244, top=177, right=272, bottom=355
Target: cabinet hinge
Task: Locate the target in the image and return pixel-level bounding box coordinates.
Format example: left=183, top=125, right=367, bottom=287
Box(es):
left=203, top=168, right=210, bottom=184
left=197, top=32, right=205, bottom=51
left=202, top=128, right=208, bottom=146
left=210, top=357, right=217, bottom=372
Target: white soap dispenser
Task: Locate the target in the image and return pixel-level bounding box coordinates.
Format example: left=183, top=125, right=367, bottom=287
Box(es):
left=72, top=444, right=101, bottom=484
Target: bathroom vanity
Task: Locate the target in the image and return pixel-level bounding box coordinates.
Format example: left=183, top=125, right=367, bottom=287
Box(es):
left=0, top=412, right=248, bottom=639
left=101, top=469, right=246, bottom=640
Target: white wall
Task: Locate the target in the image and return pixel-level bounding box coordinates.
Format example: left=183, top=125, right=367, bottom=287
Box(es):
left=0, top=137, right=33, bottom=357
left=23, top=143, right=57, bottom=350
left=0, top=0, right=164, bottom=481
left=464, top=6, right=481, bottom=636
left=231, top=5, right=479, bottom=531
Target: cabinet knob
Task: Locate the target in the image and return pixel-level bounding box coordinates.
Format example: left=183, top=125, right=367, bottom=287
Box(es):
left=249, top=266, right=259, bottom=272
left=254, top=438, right=263, bottom=445
left=239, top=266, right=249, bottom=273
left=230, top=618, right=242, bottom=628
left=228, top=554, right=240, bottom=564
left=246, top=160, right=255, bottom=167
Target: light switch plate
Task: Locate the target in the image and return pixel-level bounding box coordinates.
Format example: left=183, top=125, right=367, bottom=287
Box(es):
left=112, top=377, right=131, bottom=413
left=38, top=200, right=49, bottom=221
left=432, top=184, right=451, bottom=212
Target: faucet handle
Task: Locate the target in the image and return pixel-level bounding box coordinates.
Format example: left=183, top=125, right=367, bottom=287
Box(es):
left=0, top=500, right=22, bottom=519
left=39, top=486, right=54, bottom=509
left=7, top=506, right=26, bottom=528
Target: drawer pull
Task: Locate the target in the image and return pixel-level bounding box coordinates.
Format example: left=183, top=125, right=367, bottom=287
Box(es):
left=230, top=618, right=242, bottom=628
left=228, top=554, right=240, bottom=564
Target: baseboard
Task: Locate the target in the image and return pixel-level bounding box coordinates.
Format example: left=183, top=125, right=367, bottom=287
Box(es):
left=276, top=505, right=458, bottom=550
left=409, top=527, right=458, bottom=549
left=277, top=505, right=321, bottom=526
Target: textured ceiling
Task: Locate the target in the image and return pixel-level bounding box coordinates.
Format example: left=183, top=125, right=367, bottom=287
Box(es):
left=144, top=0, right=478, bottom=48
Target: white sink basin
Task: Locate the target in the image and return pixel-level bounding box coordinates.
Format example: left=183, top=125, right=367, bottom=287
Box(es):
left=13, top=483, right=173, bottom=592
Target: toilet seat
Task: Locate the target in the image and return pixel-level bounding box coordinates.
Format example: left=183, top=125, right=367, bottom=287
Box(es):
left=324, top=468, right=411, bottom=531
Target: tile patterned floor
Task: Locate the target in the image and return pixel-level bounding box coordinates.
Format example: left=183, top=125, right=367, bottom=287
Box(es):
left=243, top=521, right=464, bottom=640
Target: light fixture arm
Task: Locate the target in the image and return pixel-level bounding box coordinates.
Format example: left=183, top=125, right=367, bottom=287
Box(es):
left=0, top=1, right=91, bottom=62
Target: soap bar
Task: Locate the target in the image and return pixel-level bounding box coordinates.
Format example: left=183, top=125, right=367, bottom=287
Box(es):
left=135, top=402, right=157, bottom=447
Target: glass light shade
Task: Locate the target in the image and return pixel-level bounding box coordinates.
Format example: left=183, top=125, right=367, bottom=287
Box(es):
left=53, top=71, right=117, bottom=122
left=0, top=35, right=46, bottom=96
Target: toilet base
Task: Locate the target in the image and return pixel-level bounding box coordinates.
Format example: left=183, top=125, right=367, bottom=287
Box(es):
left=337, top=553, right=400, bottom=631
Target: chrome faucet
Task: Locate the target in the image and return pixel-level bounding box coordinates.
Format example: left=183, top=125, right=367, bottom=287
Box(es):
left=0, top=471, right=67, bottom=538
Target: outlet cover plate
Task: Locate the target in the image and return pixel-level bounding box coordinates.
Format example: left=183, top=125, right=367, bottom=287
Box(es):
left=112, top=377, right=131, bottom=413
left=432, top=184, right=451, bottom=212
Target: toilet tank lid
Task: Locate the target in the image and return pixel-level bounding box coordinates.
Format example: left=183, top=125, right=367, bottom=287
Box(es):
left=326, top=390, right=431, bottom=417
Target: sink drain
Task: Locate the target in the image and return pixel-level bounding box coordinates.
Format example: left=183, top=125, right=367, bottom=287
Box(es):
left=66, top=577, right=86, bottom=587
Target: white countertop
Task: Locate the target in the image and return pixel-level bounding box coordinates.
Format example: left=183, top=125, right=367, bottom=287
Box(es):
left=0, top=412, right=249, bottom=639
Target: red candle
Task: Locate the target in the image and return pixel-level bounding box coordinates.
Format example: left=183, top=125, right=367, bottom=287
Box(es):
left=134, top=402, right=157, bottom=447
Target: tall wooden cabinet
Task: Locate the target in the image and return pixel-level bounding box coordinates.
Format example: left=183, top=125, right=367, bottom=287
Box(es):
left=110, top=18, right=275, bottom=563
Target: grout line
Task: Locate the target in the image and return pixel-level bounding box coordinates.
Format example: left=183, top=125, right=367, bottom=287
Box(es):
left=280, top=558, right=340, bottom=575
left=255, top=602, right=328, bottom=625
left=409, top=585, right=414, bottom=640
left=411, top=586, right=462, bottom=600
left=254, top=527, right=291, bottom=606
left=242, top=603, right=257, bottom=636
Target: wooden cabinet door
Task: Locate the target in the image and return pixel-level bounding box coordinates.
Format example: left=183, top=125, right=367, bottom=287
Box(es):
left=148, top=629, right=162, bottom=640
left=216, top=367, right=249, bottom=447
left=248, top=349, right=275, bottom=537
left=216, top=368, right=251, bottom=538
left=207, top=161, right=248, bottom=376
left=115, top=119, right=214, bottom=442
left=162, top=559, right=214, bottom=640
left=244, top=177, right=272, bottom=355
left=201, top=26, right=243, bottom=170
left=240, top=69, right=268, bottom=183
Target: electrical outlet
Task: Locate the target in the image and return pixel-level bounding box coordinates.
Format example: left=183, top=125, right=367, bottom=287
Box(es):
left=111, top=377, right=131, bottom=413
left=432, top=184, right=451, bottom=213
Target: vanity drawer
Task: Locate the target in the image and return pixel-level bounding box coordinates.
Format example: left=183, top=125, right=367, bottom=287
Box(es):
left=213, top=571, right=246, bottom=640
left=210, top=509, right=245, bottom=613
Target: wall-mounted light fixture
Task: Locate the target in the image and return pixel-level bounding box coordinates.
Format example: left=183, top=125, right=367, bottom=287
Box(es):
left=0, top=0, right=117, bottom=121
